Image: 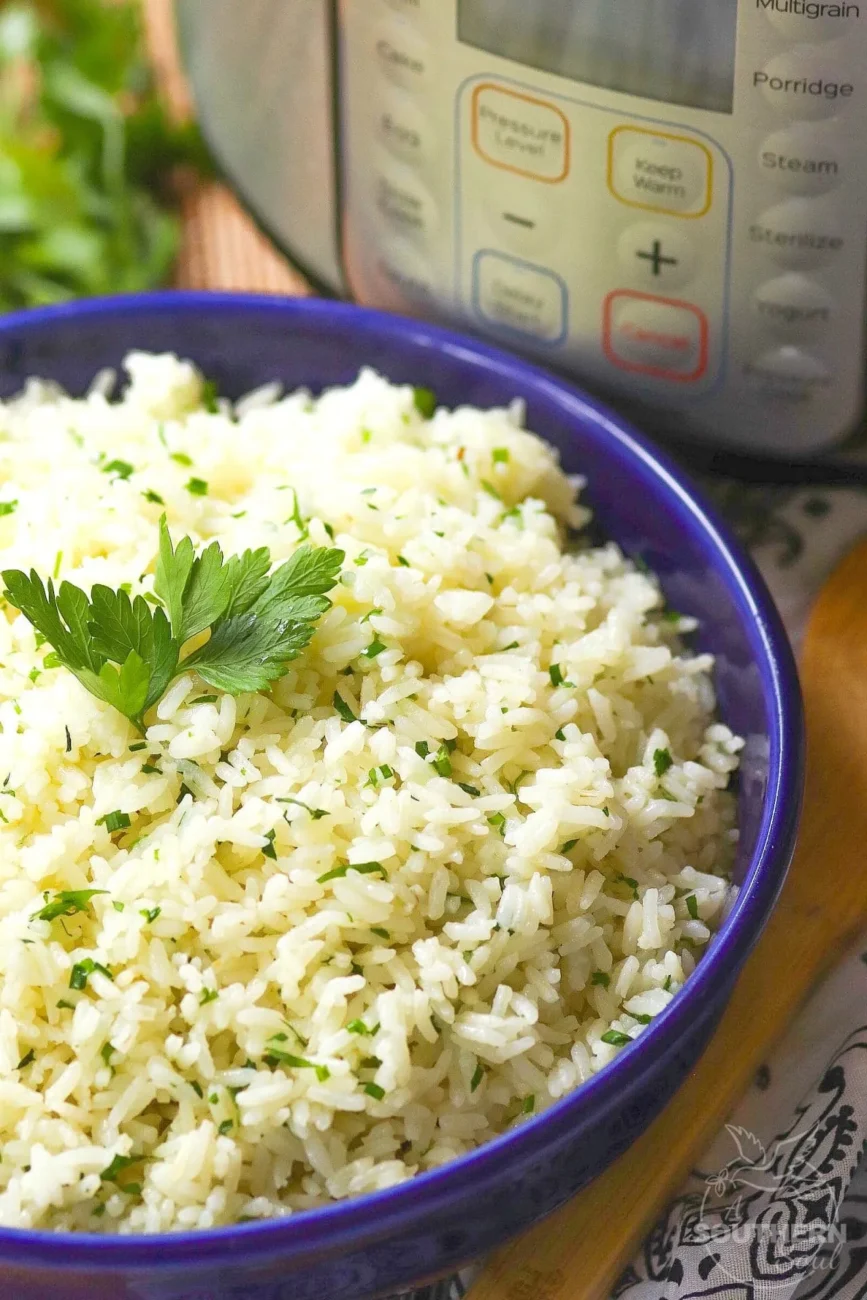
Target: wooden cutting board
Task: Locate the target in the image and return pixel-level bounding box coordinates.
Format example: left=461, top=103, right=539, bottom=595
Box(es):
left=468, top=539, right=867, bottom=1300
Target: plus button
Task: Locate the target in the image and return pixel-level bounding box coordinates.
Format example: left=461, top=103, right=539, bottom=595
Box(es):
left=636, top=239, right=679, bottom=277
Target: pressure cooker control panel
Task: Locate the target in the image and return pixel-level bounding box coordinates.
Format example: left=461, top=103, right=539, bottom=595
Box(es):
left=338, top=0, right=867, bottom=454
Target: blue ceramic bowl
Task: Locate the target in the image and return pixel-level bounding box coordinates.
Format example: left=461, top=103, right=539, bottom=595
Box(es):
left=0, top=295, right=802, bottom=1300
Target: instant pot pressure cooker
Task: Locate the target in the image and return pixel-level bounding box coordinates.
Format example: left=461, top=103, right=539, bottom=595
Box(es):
left=176, top=0, right=867, bottom=458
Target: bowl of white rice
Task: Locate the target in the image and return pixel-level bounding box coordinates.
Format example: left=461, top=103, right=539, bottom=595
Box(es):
left=0, top=295, right=802, bottom=1300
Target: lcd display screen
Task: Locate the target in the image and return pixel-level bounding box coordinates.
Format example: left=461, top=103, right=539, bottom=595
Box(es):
left=458, top=0, right=737, bottom=114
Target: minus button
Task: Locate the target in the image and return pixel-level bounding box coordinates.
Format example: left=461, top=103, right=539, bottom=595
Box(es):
left=486, top=193, right=553, bottom=255
left=503, top=212, right=536, bottom=229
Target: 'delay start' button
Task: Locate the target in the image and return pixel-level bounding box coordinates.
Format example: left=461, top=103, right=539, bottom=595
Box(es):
left=472, top=83, right=570, bottom=183
left=603, top=291, right=708, bottom=381
left=472, top=251, right=568, bottom=343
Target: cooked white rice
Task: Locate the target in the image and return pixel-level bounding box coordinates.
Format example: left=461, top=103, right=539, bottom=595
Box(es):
left=0, top=355, right=742, bottom=1233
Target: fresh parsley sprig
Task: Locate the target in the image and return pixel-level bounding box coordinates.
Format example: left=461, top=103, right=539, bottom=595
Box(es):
left=3, top=518, right=343, bottom=732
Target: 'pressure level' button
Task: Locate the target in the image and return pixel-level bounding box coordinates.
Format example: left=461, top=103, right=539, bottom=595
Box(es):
left=471, top=83, right=570, bottom=183
left=750, top=197, right=844, bottom=268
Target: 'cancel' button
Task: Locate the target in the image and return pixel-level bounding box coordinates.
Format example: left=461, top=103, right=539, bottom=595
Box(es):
left=750, top=198, right=844, bottom=268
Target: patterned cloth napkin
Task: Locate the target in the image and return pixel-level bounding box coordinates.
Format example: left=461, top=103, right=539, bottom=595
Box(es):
left=404, top=478, right=867, bottom=1300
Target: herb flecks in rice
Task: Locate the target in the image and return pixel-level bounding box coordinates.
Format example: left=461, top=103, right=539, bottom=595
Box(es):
left=0, top=356, right=742, bottom=1232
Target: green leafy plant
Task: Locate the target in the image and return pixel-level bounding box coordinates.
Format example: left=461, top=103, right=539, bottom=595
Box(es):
left=3, top=518, right=344, bottom=732
left=0, top=0, right=212, bottom=310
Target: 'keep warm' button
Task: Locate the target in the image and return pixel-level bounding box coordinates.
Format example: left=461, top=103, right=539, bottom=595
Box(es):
left=604, top=291, right=709, bottom=381
left=608, top=127, right=712, bottom=217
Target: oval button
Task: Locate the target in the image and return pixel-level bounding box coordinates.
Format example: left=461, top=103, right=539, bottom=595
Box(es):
left=753, top=274, right=834, bottom=339
left=374, top=163, right=438, bottom=242
left=376, top=89, right=431, bottom=166
left=750, top=198, right=844, bottom=268
left=746, top=346, right=830, bottom=386
left=617, top=223, right=697, bottom=290
left=759, top=122, right=846, bottom=195
left=375, top=239, right=436, bottom=303
left=756, top=47, right=856, bottom=120
left=764, top=3, right=860, bottom=40
left=482, top=180, right=559, bottom=257
left=374, top=24, right=430, bottom=90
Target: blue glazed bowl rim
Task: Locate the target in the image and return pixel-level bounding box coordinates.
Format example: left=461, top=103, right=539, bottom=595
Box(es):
left=0, top=293, right=803, bottom=1271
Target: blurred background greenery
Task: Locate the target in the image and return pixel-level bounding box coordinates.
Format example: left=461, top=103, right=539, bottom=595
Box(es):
left=0, top=0, right=211, bottom=311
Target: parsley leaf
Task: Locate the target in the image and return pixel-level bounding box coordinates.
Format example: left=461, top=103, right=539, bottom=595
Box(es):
left=69, top=958, right=113, bottom=990
left=263, top=1045, right=329, bottom=1082
left=412, top=387, right=436, bottom=419
left=549, top=664, right=574, bottom=688
left=97, top=810, right=131, bottom=833
left=318, top=862, right=386, bottom=884
left=34, top=889, right=107, bottom=922
left=4, top=520, right=343, bottom=731
left=653, top=748, right=673, bottom=778
left=87, top=585, right=178, bottom=707
left=277, top=797, right=328, bottom=820
left=102, top=459, right=134, bottom=481
left=201, top=380, right=219, bottom=413
left=251, top=545, right=345, bottom=624
left=333, top=691, right=357, bottom=724
left=154, top=520, right=231, bottom=644
left=601, top=1030, right=632, bottom=1047
left=182, top=614, right=312, bottom=694
left=101, top=1153, right=138, bottom=1184
left=347, top=1019, right=374, bottom=1036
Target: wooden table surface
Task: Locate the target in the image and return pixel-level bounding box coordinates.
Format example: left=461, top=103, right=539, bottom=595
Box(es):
left=143, top=0, right=311, bottom=299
